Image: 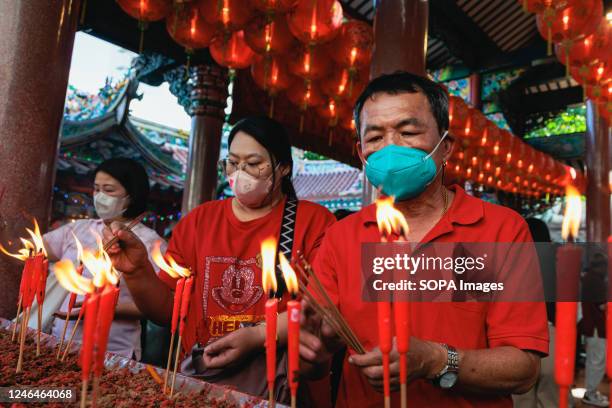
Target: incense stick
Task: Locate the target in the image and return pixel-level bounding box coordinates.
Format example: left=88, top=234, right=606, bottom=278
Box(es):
left=163, top=331, right=176, bottom=394
left=61, top=313, right=83, bottom=361
left=293, top=256, right=365, bottom=354
left=170, top=335, right=182, bottom=398
left=103, top=213, right=146, bottom=251
left=12, top=295, right=22, bottom=342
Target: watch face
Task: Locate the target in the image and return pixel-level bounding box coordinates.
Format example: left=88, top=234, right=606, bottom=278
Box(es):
left=439, top=372, right=458, bottom=389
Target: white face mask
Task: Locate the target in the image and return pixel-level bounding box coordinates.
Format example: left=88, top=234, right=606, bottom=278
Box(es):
left=94, top=192, right=129, bottom=220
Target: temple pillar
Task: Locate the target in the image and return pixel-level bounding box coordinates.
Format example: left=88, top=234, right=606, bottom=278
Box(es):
left=585, top=101, right=611, bottom=244
left=362, top=0, right=429, bottom=205
left=469, top=73, right=482, bottom=110
left=0, top=0, right=81, bottom=319
left=181, top=65, right=228, bottom=214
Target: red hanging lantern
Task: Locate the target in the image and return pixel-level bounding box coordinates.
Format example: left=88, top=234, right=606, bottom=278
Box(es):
left=555, top=19, right=610, bottom=69
left=286, top=80, right=324, bottom=110
left=245, top=14, right=296, bottom=56
left=287, top=45, right=332, bottom=80
left=570, top=60, right=611, bottom=86
left=166, top=4, right=215, bottom=51
left=328, top=20, right=373, bottom=70
left=585, top=80, right=611, bottom=103
left=250, top=56, right=294, bottom=94
left=251, top=0, right=296, bottom=14
left=117, top=0, right=171, bottom=22
left=317, top=99, right=351, bottom=127
left=199, top=0, right=254, bottom=33
left=210, top=31, right=256, bottom=69
left=536, top=0, right=602, bottom=55
left=448, top=96, right=470, bottom=135
left=320, top=68, right=368, bottom=102
left=339, top=111, right=356, bottom=131
left=287, top=0, right=343, bottom=45
left=457, top=108, right=488, bottom=141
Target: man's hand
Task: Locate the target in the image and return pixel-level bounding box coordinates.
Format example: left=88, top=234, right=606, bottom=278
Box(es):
left=102, top=221, right=149, bottom=275
left=298, top=298, right=345, bottom=379
left=203, top=326, right=265, bottom=369
left=348, top=337, right=446, bottom=393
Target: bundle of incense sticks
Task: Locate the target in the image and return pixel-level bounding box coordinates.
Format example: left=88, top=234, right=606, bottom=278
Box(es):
left=102, top=212, right=146, bottom=251
left=293, top=253, right=365, bottom=354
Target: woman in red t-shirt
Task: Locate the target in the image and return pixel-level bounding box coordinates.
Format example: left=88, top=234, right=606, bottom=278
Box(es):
left=103, top=116, right=335, bottom=403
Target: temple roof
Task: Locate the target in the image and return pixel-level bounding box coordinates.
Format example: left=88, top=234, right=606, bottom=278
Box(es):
left=58, top=75, right=362, bottom=210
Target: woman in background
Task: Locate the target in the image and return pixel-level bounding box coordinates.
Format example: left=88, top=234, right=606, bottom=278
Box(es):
left=45, top=158, right=166, bottom=359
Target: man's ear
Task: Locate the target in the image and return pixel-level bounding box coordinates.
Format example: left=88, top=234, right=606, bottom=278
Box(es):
left=441, top=132, right=455, bottom=162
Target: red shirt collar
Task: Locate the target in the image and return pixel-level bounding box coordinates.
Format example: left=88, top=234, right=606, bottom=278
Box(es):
left=360, top=184, right=484, bottom=227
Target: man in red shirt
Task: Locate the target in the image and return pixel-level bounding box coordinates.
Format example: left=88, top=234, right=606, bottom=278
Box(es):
left=299, top=72, right=549, bottom=407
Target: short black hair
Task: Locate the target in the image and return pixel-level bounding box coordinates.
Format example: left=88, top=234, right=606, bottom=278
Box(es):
left=94, top=158, right=150, bottom=218
left=353, top=72, right=449, bottom=138
left=228, top=116, right=296, bottom=198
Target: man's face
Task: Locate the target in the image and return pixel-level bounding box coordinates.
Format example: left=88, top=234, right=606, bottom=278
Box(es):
left=358, top=92, right=452, bottom=163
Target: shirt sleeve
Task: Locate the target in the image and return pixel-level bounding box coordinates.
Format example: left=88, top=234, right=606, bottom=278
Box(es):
left=311, top=224, right=340, bottom=306
left=486, top=217, right=549, bottom=355
left=301, top=204, right=336, bottom=265
left=43, top=223, right=72, bottom=261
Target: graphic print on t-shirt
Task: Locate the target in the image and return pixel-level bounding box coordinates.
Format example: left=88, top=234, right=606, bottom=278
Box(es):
left=204, top=255, right=265, bottom=339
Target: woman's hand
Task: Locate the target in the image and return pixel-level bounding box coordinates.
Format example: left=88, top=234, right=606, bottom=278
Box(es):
left=348, top=337, right=446, bottom=393
left=102, top=221, right=149, bottom=275
left=202, top=326, right=265, bottom=369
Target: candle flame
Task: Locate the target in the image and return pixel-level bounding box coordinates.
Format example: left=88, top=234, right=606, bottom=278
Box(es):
left=0, top=218, right=47, bottom=261
left=561, top=185, right=582, bottom=241
left=81, top=231, right=118, bottom=287
left=54, top=259, right=95, bottom=296
left=261, top=237, right=278, bottom=295
left=25, top=219, right=47, bottom=257
left=278, top=252, right=299, bottom=295
left=375, top=196, right=409, bottom=240
left=151, top=240, right=190, bottom=279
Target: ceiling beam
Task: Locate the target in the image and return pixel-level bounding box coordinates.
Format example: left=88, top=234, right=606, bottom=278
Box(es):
left=428, top=0, right=502, bottom=71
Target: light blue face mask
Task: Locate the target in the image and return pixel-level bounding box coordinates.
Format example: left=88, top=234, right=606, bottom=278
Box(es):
left=364, top=131, right=448, bottom=201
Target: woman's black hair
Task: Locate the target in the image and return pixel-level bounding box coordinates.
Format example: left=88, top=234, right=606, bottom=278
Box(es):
left=94, top=158, right=150, bottom=218
left=526, top=218, right=551, bottom=243
left=228, top=116, right=297, bottom=199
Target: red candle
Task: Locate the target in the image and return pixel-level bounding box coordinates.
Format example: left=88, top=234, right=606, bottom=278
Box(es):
left=261, top=237, right=279, bottom=407
left=94, top=285, right=120, bottom=377
left=287, top=299, right=300, bottom=401
left=80, top=293, right=100, bottom=382
left=377, top=301, right=392, bottom=408
left=606, top=236, right=612, bottom=379
left=179, top=277, right=194, bottom=336
left=22, top=255, right=37, bottom=309
left=265, top=298, right=278, bottom=396
left=35, top=255, right=48, bottom=305
left=554, top=186, right=583, bottom=407
left=394, top=300, right=410, bottom=407
left=171, top=278, right=186, bottom=335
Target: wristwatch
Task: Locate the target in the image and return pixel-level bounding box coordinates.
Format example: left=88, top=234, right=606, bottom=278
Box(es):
left=432, top=344, right=459, bottom=389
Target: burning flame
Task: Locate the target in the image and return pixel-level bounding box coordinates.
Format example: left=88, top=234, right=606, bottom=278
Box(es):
left=561, top=185, right=582, bottom=241
left=81, top=232, right=118, bottom=288
left=0, top=218, right=47, bottom=261
left=151, top=241, right=190, bottom=279
left=375, top=196, right=409, bottom=240
left=261, top=237, right=278, bottom=295
left=278, top=252, right=299, bottom=295
left=54, top=259, right=95, bottom=296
